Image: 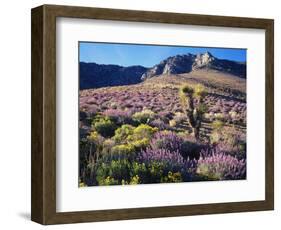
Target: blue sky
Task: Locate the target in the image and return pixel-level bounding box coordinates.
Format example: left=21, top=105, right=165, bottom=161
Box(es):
left=79, top=42, right=246, bottom=68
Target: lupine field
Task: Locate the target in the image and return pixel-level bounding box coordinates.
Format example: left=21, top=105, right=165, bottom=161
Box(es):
left=79, top=70, right=247, bottom=186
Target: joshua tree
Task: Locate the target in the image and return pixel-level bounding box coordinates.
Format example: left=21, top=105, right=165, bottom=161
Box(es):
left=179, top=84, right=207, bottom=140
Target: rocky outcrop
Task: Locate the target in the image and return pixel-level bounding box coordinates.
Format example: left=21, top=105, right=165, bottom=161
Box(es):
left=192, top=52, right=215, bottom=70
left=141, top=54, right=195, bottom=80
left=141, top=52, right=246, bottom=80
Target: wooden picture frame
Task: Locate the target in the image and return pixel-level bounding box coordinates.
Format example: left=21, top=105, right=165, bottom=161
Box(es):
left=31, top=4, right=274, bottom=225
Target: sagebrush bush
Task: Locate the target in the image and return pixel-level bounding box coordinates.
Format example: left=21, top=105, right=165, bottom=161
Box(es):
left=161, top=171, right=182, bottom=183
left=98, top=176, right=119, bottom=186
left=147, top=161, right=165, bottom=183
left=129, top=175, right=140, bottom=185
left=210, top=126, right=246, bottom=158
left=95, top=159, right=131, bottom=185
left=113, top=124, right=155, bottom=151
left=93, top=117, right=116, bottom=137
left=101, top=139, right=115, bottom=155
left=130, top=138, right=150, bottom=152
left=113, top=124, right=134, bottom=143
left=132, top=109, right=155, bottom=124
left=87, top=131, right=105, bottom=146
left=129, top=124, right=158, bottom=141
left=111, top=144, right=135, bottom=159
left=103, top=109, right=133, bottom=125
left=130, top=162, right=147, bottom=182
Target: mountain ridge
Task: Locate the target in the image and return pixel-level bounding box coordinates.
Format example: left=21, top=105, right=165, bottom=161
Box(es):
left=80, top=62, right=147, bottom=89
left=141, top=51, right=246, bottom=80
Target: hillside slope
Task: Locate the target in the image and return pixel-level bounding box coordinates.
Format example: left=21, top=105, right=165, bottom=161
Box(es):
left=80, top=70, right=246, bottom=140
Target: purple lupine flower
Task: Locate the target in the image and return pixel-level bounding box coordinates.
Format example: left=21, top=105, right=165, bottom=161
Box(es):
left=139, top=148, right=184, bottom=166
left=197, top=147, right=246, bottom=180
left=138, top=148, right=197, bottom=179
left=149, top=131, right=205, bottom=160
left=149, top=131, right=183, bottom=152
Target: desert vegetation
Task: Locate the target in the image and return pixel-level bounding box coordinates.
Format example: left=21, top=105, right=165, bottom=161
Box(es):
left=79, top=70, right=246, bottom=187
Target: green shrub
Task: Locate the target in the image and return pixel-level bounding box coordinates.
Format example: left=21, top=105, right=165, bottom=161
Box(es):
left=91, top=114, right=104, bottom=124
left=121, top=175, right=140, bottom=185
left=132, top=109, right=155, bottom=124
left=147, top=161, right=165, bottom=183
left=161, top=171, right=182, bottom=183
left=88, top=131, right=104, bottom=144
left=210, top=126, right=240, bottom=144
left=114, top=124, right=157, bottom=146
left=129, top=175, right=140, bottom=185
left=95, top=160, right=131, bottom=185
left=212, top=120, right=224, bottom=130
left=98, top=176, right=119, bottom=186
left=130, top=162, right=148, bottom=183
left=129, top=124, right=158, bottom=141
left=111, top=144, right=136, bottom=159
left=95, top=162, right=108, bottom=185
left=130, top=138, right=150, bottom=151
left=93, top=117, right=116, bottom=137
left=111, top=125, right=153, bottom=158
left=109, top=159, right=131, bottom=182
left=113, top=124, right=134, bottom=143
left=101, top=139, right=115, bottom=155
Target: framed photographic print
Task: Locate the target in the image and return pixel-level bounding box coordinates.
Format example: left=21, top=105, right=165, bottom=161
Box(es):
left=31, top=4, right=274, bottom=225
